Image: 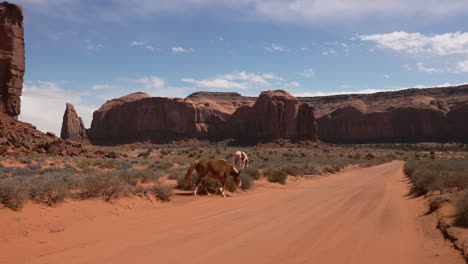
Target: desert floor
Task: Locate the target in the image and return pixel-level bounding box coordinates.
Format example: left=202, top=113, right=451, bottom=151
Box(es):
left=0, top=161, right=464, bottom=264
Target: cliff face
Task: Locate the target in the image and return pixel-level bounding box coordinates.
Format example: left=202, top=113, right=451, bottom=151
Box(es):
left=60, top=103, right=87, bottom=141
left=299, top=86, right=468, bottom=142
left=88, top=90, right=316, bottom=145
left=209, top=90, right=316, bottom=141
left=85, top=85, right=468, bottom=145
left=0, top=2, right=24, bottom=117
left=89, top=93, right=219, bottom=144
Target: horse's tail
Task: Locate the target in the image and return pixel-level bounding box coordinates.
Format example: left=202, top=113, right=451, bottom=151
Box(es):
left=184, top=162, right=197, bottom=187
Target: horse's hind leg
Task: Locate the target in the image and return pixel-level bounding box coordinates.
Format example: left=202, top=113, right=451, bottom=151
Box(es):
left=203, top=180, right=211, bottom=196
left=220, top=177, right=227, bottom=198
left=193, top=174, right=205, bottom=196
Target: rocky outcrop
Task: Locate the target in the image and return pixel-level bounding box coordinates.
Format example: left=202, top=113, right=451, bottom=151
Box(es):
left=60, top=103, right=87, bottom=141
left=86, top=85, right=468, bottom=145
left=89, top=93, right=216, bottom=145
left=88, top=91, right=317, bottom=145
left=210, top=90, right=316, bottom=141
left=0, top=2, right=24, bottom=117
left=0, top=112, right=88, bottom=156
left=300, top=85, right=468, bottom=143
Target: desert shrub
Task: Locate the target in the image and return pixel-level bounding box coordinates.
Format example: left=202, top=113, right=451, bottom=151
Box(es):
left=322, top=166, right=336, bottom=174
left=455, top=192, right=468, bottom=227
left=404, top=160, right=468, bottom=196
left=149, top=160, right=173, bottom=170
left=428, top=196, right=450, bottom=214
left=0, top=177, right=29, bottom=210
left=75, top=173, right=129, bottom=201
left=76, top=159, right=116, bottom=169
left=353, top=153, right=361, bottom=160
left=240, top=174, right=253, bottom=190
left=18, top=157, right=32, bottom=164
left=147, top=183, right=173, bottom=201
left=113, top=168, right=158, bottom=185
left=114, top=160, right=132, bottom=170
left=282, top=165, right=301, bottom=176
left=80, top=167, right=99, bottom=175
left=10, top=167, right=36, bottom=177
left=302, top=163, right=320, bottom=175
left=365, top=153, right=375, bottom=160
left=264, top=168, right=287, bottom=185
left=29, top=174, right=69, bottom=206
left=167, top=167, right=188, bottom=180
left=26, top=163, right=42, bottom=170
left=242, top=167, right=261, bottom=180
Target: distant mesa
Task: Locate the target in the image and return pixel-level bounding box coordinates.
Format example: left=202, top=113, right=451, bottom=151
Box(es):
left=65, top=85, right=468, bottom=145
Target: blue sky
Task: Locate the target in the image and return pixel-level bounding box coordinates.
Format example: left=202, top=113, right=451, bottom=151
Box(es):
left=11, top=0, right=468, bottom=134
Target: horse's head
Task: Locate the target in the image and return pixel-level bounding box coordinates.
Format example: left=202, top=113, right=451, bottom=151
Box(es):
left=231, top=166, right=242, bottom=188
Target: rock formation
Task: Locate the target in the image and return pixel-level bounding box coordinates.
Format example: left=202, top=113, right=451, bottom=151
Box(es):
left=299, top=85, right=468, bottom=142
left=210, top=90, right=316, bottom=141
left=0, top=2, right=101, bottom=157
left=86, top=85, right=468, bottom=145
left=0, top=2, right=24, bottom=117
left=60, top=103, right=87, bottom=141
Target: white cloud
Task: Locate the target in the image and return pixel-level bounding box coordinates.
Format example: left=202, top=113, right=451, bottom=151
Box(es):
left=19, top=81, right=97, bottom=135
left=129, top=41, right=147, bottom=47
left=18, top=0, right=468, bottom=23
left=286, top=82, right=301, bottom=87
left=299, top=68, right=315, bottom=77
left=383, top=74, right=390, bottom=79
left=340, top=85, right=352, bottom=89
left=91, top=84, right=116, bottom=90
left=171, top=47, right=194, bottom=53
left=145, top=45, right=155, bottom=51
left=265, top=43, right=285, bottom=52
left=129, top=41, right=157, bottom=51
left=322, top=49, right=336, bottom=55
left=359, top=31, right=468, bottom=56
left=416, top=62, right=445, bottom=73
left=181, top=78, right=247, bottom=89
left=134, top=76, right=166, bottom=89
left=181, top=71, right=284, bottom=90
left=458, top=60, right=468, bottom=72
left=295, top=82, right=468, bottom=97
left=85, top=40, right=104, bottom=51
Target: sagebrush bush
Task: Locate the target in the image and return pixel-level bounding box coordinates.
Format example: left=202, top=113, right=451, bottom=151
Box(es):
left=0, top=177, right=29, bottom=210
left=428, top=196, right=450, bottom=213
left=240, top=174, right=253, bottom=190
left=264, top=168, right=287, bottom=185
left=404, top=160, right=468, bottom=196
left=455, top=192, right=468, bottom=227
left=76, top=173, right=129, bottom=201
left=242, top=167, right=261, bottom=180
left=148, top=183, right=173, bottom=201
left=29, top=174, right=69, bottom=206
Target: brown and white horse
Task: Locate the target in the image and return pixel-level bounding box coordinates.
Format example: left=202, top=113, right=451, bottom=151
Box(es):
left=234, top=151, right=249, bottom=168
left=185, top=159, right=241, bottom=197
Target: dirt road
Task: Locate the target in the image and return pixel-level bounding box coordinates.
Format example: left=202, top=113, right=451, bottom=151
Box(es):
left=0, top=161, right=463, bottom=264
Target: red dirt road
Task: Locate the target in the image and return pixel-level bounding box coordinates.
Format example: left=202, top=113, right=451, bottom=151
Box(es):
left=0, top=161, right=463, bottom=264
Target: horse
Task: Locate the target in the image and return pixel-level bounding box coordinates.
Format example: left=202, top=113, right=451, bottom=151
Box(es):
left=234, top=151, right=249, bottom=168
left=185, top=159, right=241, bottom=197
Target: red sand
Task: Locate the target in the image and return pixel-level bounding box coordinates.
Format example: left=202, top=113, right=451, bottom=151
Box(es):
left=0, top=161, right=463, bottom=264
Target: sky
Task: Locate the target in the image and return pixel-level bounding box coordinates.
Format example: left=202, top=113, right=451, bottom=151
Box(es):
left=10, top=0, right=468, bottom=135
